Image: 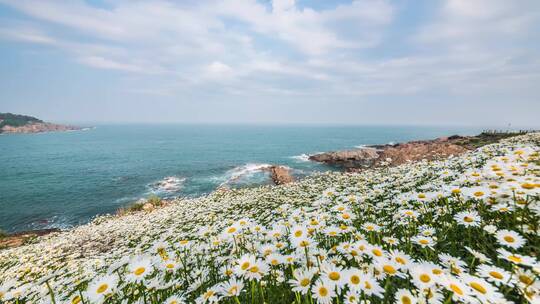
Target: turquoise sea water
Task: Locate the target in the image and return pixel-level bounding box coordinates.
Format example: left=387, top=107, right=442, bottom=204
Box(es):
left=0, top=124, right=485, bottom=232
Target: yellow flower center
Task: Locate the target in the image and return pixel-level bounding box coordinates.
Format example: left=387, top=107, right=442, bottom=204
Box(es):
left=470, top=282, right=487, bottom=294
left=329, top=272, right=340, bottom=281
left=383, top=265, right=396, bottom=274
left=521, top=183, right=535, bottom=189
left=227, top=227, right=236, bottom=233
left=419, top=239, right=429, bottom=245
left=452, top=189, right=461, bottom=194
left=228, top=286, right=238, bottom=295
left=71, top=296, right=81, bottom=304
left=396, top=257, right=406, bottom=265
left=372, top=249, right=383, bottom=257
left=166, top=263, right=175, bottom=269
left=97, top=283, right=109, bottom=294
left=473, top=191, right=484, bottom=197
left=249, top=266, right=259, bottom=273
left=204, top=290, right=215, bottom=299
left=508, top=255, right=522, bottom=263
left=134, top=267, right=146, bottom=276
left=241, top=262, right=250, bottom=270
left=342, top=213, right=350, bottom=219
left=464, top=216, right=474, bottom=223
left=300, top=278, right=310, bottom=287
left=450, top=284, right=463, bottom=295
left=489, top=271, right=503, bottom=280
left=419, top=274, right=431, bottom=283
left=401, top=296, right=412, bottom=304
left=350, top=275, right=360, bottom=284
left=519, top=275, right=533, bottom=285
left=418, top=193, right=426, bottom=199
left=432, top=269, right=443, bottom=275
left=503, top=235, right=515, bottom=243
left=319, top=287, right=328, bottom=296
left=294, top=230, right=303, bottom=237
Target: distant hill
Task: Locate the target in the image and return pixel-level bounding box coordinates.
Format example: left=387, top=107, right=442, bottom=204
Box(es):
left=0, top=113, right=43, bottom=128
left=0, top=113, right=80, bottom=134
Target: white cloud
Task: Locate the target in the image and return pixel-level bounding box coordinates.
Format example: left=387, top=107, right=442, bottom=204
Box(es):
left=78, top=56, right=142, bottom=72
left=0, top=0, right=539, bottom=115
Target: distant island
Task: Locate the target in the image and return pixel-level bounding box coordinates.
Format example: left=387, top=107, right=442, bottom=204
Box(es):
left=0, top=113, right=81, bottom=134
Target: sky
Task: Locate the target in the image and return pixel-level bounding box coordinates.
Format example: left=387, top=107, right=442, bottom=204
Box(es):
left=0, top=0, right=539, bottom=126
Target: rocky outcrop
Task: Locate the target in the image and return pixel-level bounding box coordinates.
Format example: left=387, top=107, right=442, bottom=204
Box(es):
left=309, top=148, right=380, bottom=169
left=1, top=122, right=81, bottom=134
left=309, top=135, right=476, bottom=171
left=373, top=139, right=469, bottom=167
left=266, top=165, right=295, bottom=185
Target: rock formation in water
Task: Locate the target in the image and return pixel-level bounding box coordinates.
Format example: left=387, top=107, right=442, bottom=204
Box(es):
left=309, top=147, right=380, bottom=169
left=267, top=165, right=295, bottom=185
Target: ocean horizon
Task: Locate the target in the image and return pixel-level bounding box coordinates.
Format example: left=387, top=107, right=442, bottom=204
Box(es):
left=0, top=124, right=490, bottom=233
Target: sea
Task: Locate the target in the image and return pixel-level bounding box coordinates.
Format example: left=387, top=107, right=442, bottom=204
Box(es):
left=0, top=124, right=486, bottom=233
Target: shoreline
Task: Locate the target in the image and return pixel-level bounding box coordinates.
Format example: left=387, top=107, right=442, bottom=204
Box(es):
left=0, top=130, right=534, bottom=243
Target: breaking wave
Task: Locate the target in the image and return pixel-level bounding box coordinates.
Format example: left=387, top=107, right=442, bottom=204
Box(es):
left=290, top=154, right=311, bottom=162
left=149, top=176, right=186, bottom=194
left=216, top=163, right=272, bottom=186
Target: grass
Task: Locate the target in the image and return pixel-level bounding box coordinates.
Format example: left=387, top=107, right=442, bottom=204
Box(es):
left=117, top=195, right=165, bottom=216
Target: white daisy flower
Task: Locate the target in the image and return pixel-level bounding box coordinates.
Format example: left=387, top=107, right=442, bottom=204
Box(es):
left=395, top=288, right=417, bottom=304
left=217, top=278, right=244, bottom=297
left=495, top=229, right=526, bottom=249
left=311, top=279, right=336, bottom=304
left=288, top=268, right=315, bottom=295
left=454, top=210, right=481, bottom=227
left=86, top=274, right=118, bottom=303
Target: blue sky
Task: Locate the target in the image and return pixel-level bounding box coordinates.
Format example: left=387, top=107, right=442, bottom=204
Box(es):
left=0, top=0, right=539, bottom=126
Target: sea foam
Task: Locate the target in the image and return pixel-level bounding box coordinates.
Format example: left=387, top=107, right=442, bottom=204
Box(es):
left=290, top=154, right=311, bottom=162
left=219, top=163, right=272, bottom=186
left=150, top=176, right=186, bottom=193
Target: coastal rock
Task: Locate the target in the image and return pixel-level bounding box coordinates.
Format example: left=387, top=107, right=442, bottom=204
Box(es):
left=309, top=137, right=473, bottom=170
left=1, top=122, right=81, bottom=134
left=267, top=165, right=295, bottom=185
left=0, top=228, right=60, bottom=250
left=374, top=141, right=468, bottom=167
left=309, top=148, right=380, bottom=169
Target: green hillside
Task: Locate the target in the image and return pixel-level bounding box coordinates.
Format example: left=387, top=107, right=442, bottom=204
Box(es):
left=0, top=113, right=43, bottom=131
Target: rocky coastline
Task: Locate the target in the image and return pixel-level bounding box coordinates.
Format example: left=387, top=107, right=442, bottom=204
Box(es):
left=309, top=131, right=532, bottom=171
left=0, top=122, right=81, bottom=134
